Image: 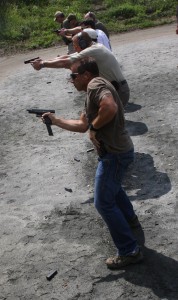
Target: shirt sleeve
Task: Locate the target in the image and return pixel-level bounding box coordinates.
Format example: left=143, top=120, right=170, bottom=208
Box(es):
left=70, top=48, right=93, bottom=62
left=87, top=79, right=112, bottom=106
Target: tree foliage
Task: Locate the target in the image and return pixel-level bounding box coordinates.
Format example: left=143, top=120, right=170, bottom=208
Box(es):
left=0, top=0, right=177, bottom=52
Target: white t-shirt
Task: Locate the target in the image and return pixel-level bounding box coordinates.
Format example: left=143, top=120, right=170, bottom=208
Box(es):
left=96, top=29, right=112, bottom=51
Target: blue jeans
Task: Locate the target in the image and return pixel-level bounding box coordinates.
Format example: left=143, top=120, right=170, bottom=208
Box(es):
left=94, top=149, right=138, bottom=256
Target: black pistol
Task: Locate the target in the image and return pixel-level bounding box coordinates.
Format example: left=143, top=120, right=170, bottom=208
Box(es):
left=27, top=108, right=55, bottom=136
left=52, top=29, right=61, bottom=34
left=24, top=57, right=40, bottom=64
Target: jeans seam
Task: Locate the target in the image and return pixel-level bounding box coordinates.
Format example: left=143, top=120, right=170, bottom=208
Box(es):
left=101, top=159, right=110, bottom=190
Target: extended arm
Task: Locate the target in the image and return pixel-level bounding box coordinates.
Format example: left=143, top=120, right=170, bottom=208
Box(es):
left=58, top=30, right=73, bottom=41
left=60, top=26, right=82, bottom=36
left=42, top=112, right=88, bottom=133
left=31, top=57, right=72, bottom=71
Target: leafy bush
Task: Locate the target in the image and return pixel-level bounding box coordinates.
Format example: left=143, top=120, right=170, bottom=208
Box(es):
left=101, top=4, right=144, bottom=21
left=0, top=0, right=177, bottom=53
left=104, top=0, right=125, bottom=7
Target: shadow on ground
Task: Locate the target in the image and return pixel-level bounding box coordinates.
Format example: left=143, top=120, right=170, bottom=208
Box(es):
left=125, top=102, right=142, bottom=113
left=125, top=120, right=148, bottom=136
left=94, top=243, right=178, bottom=300
left=124, top=152, right=171, bottom=201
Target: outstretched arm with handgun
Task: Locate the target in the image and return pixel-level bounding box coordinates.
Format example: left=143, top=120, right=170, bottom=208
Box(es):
left=25, top=56, right=71, bottom=71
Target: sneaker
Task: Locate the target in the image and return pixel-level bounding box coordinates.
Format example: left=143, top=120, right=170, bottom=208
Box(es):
left=128, top=215, right=141, bottom=228
left=106, top=249, right=143, bottom=270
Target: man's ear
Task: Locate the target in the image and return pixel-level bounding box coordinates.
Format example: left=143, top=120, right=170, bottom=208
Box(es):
left=83, top=73, right=88, bottom=78
left=83, top=71, right=90, bottom=79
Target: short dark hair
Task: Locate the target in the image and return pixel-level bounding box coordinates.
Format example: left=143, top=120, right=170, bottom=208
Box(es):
left=76, top=31, right=92, bottom=49
left=81, top=19, right=96, bottom=30
left=67, top=14, right=77, bottom=22
left=77, top=57, right=99, bottom=77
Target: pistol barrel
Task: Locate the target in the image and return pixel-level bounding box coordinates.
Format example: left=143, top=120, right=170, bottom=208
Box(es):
left=24, top=57, right=40, bottom=64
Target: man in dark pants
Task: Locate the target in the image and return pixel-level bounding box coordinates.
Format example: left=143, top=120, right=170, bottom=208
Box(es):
left=41, top=57, right=143, bottom=269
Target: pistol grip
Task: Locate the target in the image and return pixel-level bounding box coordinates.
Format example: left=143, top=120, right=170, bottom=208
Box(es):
left=44, top=116, right=53, bottom=136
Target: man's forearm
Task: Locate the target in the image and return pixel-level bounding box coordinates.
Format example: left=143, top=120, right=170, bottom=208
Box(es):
left=64, top=26, right=81, bottom=35
left=42, top=58, right=71, bottom=69
left=42, top=112, right=88, bottom=133
left=53, top=118, right=87, bottom=133
left=31, top=57, right=72, bottom=70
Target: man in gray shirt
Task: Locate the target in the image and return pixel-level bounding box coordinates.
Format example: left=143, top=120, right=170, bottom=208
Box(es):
left=31, top=31, right=130, bottom=107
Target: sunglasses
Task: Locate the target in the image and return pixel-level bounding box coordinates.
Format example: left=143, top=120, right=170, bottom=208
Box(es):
left=70, top=72, right=85, bottom=80
left=70, top=73, right=79, bottom=80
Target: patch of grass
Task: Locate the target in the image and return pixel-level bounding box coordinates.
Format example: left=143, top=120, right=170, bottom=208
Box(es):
left=0, top=0, right=177, bottom=55
left=103, top=4, right=145, bottom=20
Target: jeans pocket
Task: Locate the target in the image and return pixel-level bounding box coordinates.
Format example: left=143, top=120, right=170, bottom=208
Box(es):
left=115, top=161, right=125, bottom=183
left=96, top=158, right=111, bottom=190
left=115, top=153, right=134, bottom=183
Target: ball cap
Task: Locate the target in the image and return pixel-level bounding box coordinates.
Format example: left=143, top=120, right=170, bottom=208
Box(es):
left=67, top=14, right=77, bottom=22
left=54, top=11, right=63, bottom=21
left=83, top=28, right=98, bottom=40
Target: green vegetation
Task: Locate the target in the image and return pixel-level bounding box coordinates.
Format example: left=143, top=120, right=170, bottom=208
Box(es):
left=0, top=0, right=177, bottom=54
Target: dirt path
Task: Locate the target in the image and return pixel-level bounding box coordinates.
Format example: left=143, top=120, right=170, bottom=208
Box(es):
left=0, top=23, right=178, bottom=300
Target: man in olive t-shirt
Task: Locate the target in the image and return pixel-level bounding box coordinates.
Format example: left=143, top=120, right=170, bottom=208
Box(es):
left=41, top=57, right=143, bottom=270
left=54, top=11, right=76, bottom=54
left=86, top=76, right=133, bottom=154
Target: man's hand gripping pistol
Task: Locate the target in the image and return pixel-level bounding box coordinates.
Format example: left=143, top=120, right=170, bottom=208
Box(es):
left=27, top=108, right=55, bottom=136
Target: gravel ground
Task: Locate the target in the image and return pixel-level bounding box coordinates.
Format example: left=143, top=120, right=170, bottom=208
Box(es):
left=0, top=23, right=178, bottom=300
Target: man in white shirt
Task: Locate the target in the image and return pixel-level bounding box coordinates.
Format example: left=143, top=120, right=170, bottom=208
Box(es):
left=81, top=19, right=112, bottom=51
left=82, top=28, right=111, bottom=51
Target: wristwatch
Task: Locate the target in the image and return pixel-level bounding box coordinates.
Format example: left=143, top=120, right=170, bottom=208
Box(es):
left=41, top=62, right=45, bottom=69
left=89, top=123, right=99, bottom=132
